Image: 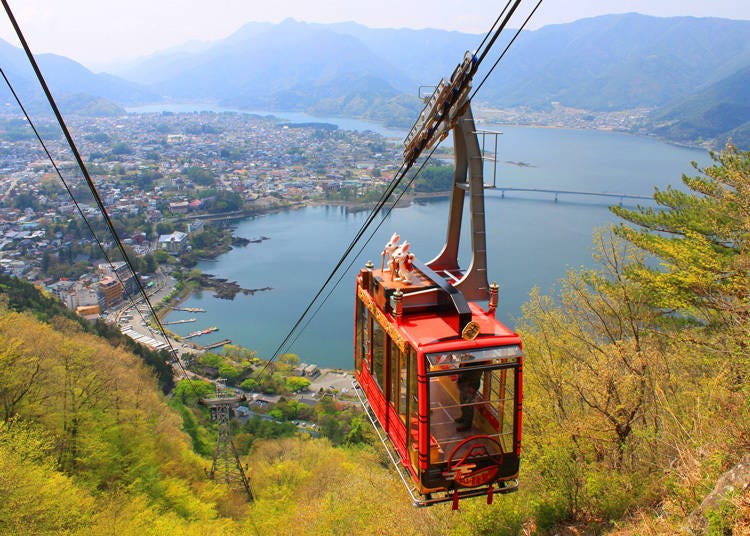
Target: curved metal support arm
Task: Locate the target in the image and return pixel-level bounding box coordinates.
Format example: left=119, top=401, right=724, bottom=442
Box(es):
left=426, top=104, right=489, bottom=301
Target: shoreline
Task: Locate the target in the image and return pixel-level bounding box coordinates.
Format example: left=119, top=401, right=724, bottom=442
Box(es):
left=157, top=193, right=449, bottom=347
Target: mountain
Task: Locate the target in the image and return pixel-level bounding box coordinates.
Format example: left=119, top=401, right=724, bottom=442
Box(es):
left=149, top=20, right=411, bottom=104
left=649, top=64, right=750, bottom=148
left=2, top=15, right=750, bottom=145
left=0, top=37, right=156, bottom=114
left=288, top=15, right=750, bottom=114
left=472, top=14, right=750, bottom=111
left=112, top=15, right=750, bottom=143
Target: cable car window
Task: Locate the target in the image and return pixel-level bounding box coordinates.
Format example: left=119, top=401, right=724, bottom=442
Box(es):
left=489, top=368, right=516, bottom=453
left=372, top=321, right=385, bottom=390
left=425, top=345, right=522, bottom=373
left=355, top=299, right=366, bottom=373
left=398, top=347, right=410, bottom=425
left=389, top=338, right=399, bottom=407
left=425, top=346, right=520, bottom=465
left=407, top=349, right=418, bottom=460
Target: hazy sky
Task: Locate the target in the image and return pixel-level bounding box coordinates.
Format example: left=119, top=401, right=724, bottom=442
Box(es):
left=1, top=0, right=749, bottom=69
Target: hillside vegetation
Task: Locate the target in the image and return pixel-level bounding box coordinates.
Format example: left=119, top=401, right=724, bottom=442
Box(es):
left=1, top=145, right=748, bottom=534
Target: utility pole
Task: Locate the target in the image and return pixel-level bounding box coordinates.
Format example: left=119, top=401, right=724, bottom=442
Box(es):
left=201, top=381, right=254, bottom=501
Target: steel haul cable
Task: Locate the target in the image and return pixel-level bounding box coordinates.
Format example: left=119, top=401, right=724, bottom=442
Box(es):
left=1, top=0, right=196, bottom=390
left=258, top=1, right=537, bottom=376
left=0, top=66, right=165, bottom=350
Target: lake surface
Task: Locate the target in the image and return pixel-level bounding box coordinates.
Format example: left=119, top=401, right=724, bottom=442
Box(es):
left=159, top=109, right=708, bottom=369
left=127, top=103, right=407, bottom=139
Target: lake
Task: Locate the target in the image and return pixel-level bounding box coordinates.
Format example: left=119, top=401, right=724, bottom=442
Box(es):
left=159, top=110, right=708, bottom=369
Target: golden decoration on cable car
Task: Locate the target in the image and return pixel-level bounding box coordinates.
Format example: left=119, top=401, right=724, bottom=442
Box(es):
left=461, top=320, right=480, bottom=340
left=357, top=285, right=408, bottom=353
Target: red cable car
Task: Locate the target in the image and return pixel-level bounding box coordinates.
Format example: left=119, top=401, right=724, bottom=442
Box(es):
left=353, top=92, right=523, bottom=507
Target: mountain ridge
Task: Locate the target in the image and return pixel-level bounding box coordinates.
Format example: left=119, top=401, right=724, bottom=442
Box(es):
left=0, top=14, right=748, bottom=146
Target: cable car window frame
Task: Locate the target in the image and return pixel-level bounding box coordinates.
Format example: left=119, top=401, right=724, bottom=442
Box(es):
left=355, top=298, right=366, bottom=374
left=425, top=345, right=522, bottom=372
left=424, top=349, right=520, bottom=466
left=398, top=346, right=411, bottom=425
left=389, top=338, right=400, bottom=407
left=371, top=319, right=385, bottom=391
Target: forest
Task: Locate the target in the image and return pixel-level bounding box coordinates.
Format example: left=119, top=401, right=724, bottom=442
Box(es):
left=0, top=145, right=747, bottom=534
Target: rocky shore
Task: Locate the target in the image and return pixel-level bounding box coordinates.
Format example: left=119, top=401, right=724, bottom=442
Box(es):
left=199, top=273, right=273, bottom=300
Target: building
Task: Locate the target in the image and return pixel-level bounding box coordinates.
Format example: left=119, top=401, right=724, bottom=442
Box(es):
left=76, top=304, right=101, bottom=320
left=168, top=201, right=189, bottom=214
left=158, top=231, right=188, bottom=254
left=97, top=276, right=123, bottom=311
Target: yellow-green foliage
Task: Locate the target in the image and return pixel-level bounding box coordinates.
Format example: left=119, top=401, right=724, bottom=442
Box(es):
left=0, top=307, right=222, bottom=533
left=513, top=147, right=750, bottom=533
left=246, top=438, right=455, bottom=535
left=0, top=303, right=483, bottom=535
left=2, top=145, right=748, bottom=535
left=611, top=143, right=749, bottom=324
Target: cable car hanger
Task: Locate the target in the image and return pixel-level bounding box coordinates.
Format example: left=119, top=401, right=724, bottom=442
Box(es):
left=352, top=0, right=541, bottom=509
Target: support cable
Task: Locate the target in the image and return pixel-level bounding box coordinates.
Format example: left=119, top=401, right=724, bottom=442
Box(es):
left=258, top=1, right=534, bottom=375
left=281, top=145, right=442, bottom=357
left=0, top=66, right=159, bottom=340
left=470, top=0, right=543, bottom=101
left=1, top=0, right=195, bottom=388
left=473, top=0, right=522, bottom=70
left=257, top=157, right=413, bottom=377
left=473, top=0, right=515, bottom=55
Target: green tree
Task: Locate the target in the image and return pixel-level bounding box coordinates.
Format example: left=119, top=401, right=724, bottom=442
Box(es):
left=217, top=363, right=241, bottom=383
left=172, top=379, right=214, bottom=406
left=183, top=166, right=216, bottom=186
left=413, top=163, right=454, bottom=193
left=0, top=325, right=42, bottom=422
left=611, top=143, right=749, bottom=327
left=111, top=142, right=133, bottom=155
left=239, top=377, right=258, bottom=391
left=153, top=249, right=170, bottom=264
left=156, top=222, right=175, bottom=235
left=286, top=377, right=311, bottom=393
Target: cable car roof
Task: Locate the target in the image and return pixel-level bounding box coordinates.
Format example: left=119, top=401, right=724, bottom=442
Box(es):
left=395, top=301, right=521, bottom=352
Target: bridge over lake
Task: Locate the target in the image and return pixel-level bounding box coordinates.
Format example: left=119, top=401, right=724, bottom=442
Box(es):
left=489, top=187, right=653, bottom=204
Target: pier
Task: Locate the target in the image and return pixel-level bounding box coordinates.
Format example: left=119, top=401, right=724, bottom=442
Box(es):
left=490, top=187, right=653, bottom=204
left=183, top=326, right=219, bottom=340
left=162, top=318, right=196, bottom=325
left=203, top=339, right=232, bottom=350
left=172, top=307, right=206, bottom=313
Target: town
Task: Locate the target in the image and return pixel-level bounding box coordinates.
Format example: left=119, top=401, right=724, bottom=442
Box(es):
left=0, top=110, right=406, bottom=318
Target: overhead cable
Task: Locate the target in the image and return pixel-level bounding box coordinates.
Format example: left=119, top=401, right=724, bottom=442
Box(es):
left=1, top=0, right=195, bottom=387
left=0, top=66, right=159, bottom=340
left=259, top=0, right=536, bottom=375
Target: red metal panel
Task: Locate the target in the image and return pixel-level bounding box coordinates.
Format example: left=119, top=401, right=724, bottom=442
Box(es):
left=516, top=357, right=523, bottom=457
left=357, top=364, right=417, bottom=480
left=417, top=354, right=429, bottom=472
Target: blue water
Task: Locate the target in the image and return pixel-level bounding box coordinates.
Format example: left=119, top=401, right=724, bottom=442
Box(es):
left=127, top=103, right=407, bottom=139
left=160, top=115, right=708, bottom=369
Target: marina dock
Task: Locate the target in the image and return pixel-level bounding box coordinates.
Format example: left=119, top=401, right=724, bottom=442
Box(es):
left=182, top=326, right=219, bottom=339
left=162, top=318, right=196, bottom=325
left=203, top=339, right=232, bottom=350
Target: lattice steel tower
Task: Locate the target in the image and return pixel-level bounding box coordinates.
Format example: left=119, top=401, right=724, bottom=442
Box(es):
left=201, top=382, right=254, bottom=501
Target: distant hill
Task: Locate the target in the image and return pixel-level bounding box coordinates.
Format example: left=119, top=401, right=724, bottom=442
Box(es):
left=474, top=14, right=750, bottom=112
left=0, top=37, right=156, bottom=114
left=2, top=15, right=750, bottom=146
left=134, top=19, right=421, bottom=125
left=649, top=64, right=750, bottom=148
left=114, top=15, right=750, bottom=145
